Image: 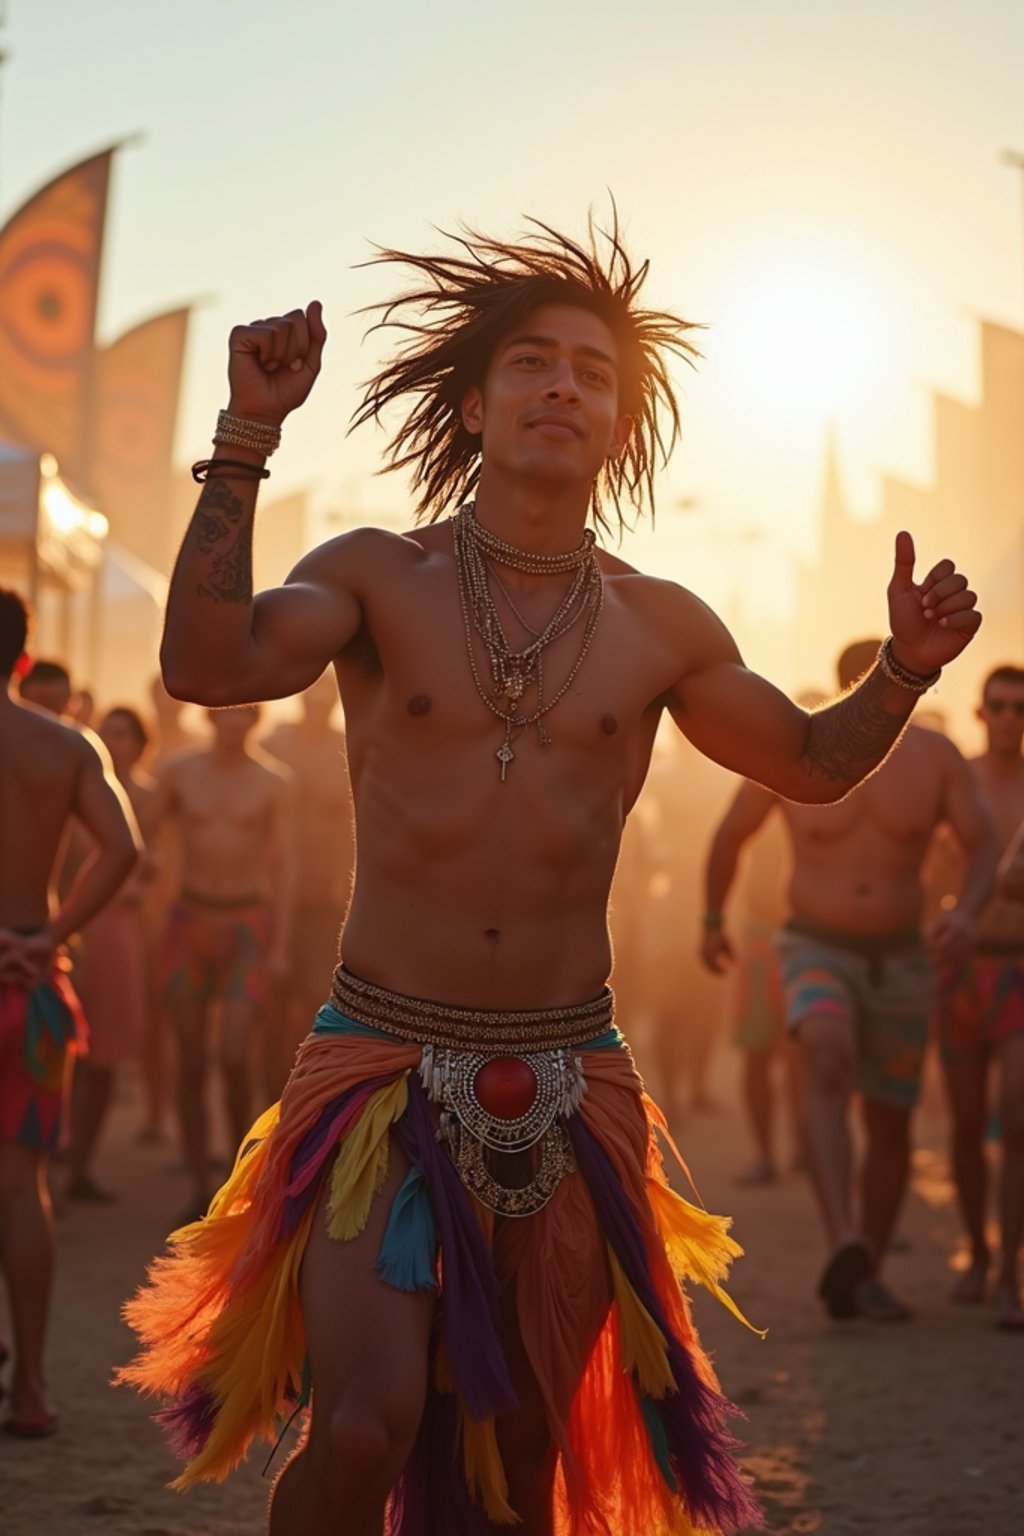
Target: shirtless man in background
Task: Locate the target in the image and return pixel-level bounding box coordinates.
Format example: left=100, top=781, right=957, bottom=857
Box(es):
left=935, top=665, right=1024, bottom=1327
left=702, top=639, right=999, bottom=1322
left=152, top=705, right=294, bottom=1222
left=67, top=707, right=157, bottom=1203
left=122, top=222, right=984, bottom=1536
left=0, top=589, right=137, bottom=1435
left=261, top=671, right=354, bottom=1092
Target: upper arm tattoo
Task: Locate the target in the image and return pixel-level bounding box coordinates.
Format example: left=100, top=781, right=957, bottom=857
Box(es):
left=191, top=480, right=254, bottom=605
left=805, top=665, right=913, bottom=785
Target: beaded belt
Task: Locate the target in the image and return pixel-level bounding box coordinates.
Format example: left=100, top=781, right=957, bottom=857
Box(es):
left=328, top=967, right=616, bottom=1216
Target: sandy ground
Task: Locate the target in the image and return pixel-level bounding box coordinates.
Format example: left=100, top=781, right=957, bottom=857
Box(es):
left=2, top=1056, right=1022, bottom=1536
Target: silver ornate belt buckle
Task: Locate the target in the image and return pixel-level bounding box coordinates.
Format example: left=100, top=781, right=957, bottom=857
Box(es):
left=420, top=1045, right=586, bottom=1216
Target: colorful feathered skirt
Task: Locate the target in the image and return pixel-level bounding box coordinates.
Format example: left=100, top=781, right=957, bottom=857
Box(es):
left=120, top=968, right=761, bottom=1534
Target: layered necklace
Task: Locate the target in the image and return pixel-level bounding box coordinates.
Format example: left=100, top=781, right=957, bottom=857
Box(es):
left=452, top=502, right=604, bottom=781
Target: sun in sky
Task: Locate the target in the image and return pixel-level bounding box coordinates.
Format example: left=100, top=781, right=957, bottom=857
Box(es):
left=713, top=245, right=889, bottom=420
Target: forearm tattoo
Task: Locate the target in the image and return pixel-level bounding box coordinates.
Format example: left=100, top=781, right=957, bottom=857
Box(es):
left=190, top=480, right=254, bottom=605
left=805, top=664, right=913, bottom=784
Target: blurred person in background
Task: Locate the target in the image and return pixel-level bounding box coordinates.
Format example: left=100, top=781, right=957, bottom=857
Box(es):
left=150, top=704, right=294, bottom=1224
left=701, top=640, right=998, bottom=1322
left=701, top=762, right=803, bottom=1186
left=935, top=665, right=1024, bottom=1329
left=149, top=672, right=203, bottom=763
left=65, top=707, right=157, bottom=1203
left=136, top=674, right=206, bottom=1145
left=18, top=658, right=72, bottom=718
left=68, top=685, right=96, bottom=729
left=643, top=731, right=731, bottom=1122
left=0, top=588, right=137, bottom=1436
left=260, top=670, right=355, bottom=1094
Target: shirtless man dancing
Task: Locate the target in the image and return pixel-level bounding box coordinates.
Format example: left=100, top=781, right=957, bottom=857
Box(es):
left=122, top=219, right=982, bottom=1536
left=0, top=589, right=137, bottom=1435
left=152, top=705, right=294, bottom=1222
left=701, top=640, right=998, bottom=1324
left=936, top=665, right=1024, bottom=1328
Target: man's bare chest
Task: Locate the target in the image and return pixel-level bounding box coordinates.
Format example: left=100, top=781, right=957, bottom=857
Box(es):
left=972, top=763, right=1024, bottom=846
left=342, top=567, right=680, bottom=755
left=177, top=770, right=274, bottom=836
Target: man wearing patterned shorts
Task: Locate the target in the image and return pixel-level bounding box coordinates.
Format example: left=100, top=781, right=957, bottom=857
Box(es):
left=152, top=704, right=294, bottom=1224
left=703, top=640, right=998, bottom=1323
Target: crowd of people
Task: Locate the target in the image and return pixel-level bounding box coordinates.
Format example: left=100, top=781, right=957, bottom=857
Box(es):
left=0, top=601, right=355, bottom=1437
left=3, top=599, right=1021, bottom=1453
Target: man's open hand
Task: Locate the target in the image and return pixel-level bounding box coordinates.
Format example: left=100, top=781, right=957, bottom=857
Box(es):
left=887, top=531, right=981, bottom=676
left=226, top=301, right=327, bottom=426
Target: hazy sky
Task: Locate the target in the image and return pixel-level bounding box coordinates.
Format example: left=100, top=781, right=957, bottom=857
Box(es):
left=2, top=0, right=1023, bottom=623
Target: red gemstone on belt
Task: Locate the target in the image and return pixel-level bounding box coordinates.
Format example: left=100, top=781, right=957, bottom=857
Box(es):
left=474, top=1057, right=538, bottom=1120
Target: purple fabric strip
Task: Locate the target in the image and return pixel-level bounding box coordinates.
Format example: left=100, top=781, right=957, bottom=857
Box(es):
left=567, top=1116, right=761, bottom=1534
left=154, top=1382, right=219, bottom=1460
left=387, top=1380, right=500, bottom=1536
left=394, top=1078, right=517, bottom=1421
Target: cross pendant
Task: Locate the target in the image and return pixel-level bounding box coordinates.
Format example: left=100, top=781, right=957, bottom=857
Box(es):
left=497, top=741, right=515, bottom=781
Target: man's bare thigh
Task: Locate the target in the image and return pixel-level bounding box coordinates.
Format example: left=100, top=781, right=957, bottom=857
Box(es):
left=300, top=1137, right=435, bottom=1434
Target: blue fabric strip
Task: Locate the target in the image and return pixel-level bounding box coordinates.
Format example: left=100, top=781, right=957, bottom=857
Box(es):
left=375, top=1163, right=439, bottom=1294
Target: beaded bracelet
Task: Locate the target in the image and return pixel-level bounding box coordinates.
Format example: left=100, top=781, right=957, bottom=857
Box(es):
left=877, top=635, right=941, bottom=693
left=191, top=458, right=271, bottom=483
left=213, top=409, right=281, bottom=458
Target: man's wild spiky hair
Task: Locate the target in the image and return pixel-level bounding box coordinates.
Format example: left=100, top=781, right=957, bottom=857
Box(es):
left=351, top=207, right=700, bottom=536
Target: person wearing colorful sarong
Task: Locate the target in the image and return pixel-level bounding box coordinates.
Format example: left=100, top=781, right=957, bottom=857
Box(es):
left=149, top=704, right=295, bottom=1224
left=0, top=590, right=138, bottom=1438
left=119, top=216, right=984, bottom=1535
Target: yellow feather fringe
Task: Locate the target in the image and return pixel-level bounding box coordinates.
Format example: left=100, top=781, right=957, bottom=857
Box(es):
left=461, top=1412, right=519, bottom=1525
left=171, top=1201, right=316, bottom=1489
left=608, top=1245, right=676, bottom=1398
left=646, top=1178, right=766, bottom=1339
left=327, top=1077, right=409, bottom=1241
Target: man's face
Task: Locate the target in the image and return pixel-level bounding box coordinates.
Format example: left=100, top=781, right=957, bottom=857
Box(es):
left=21, top=678, right=71, bottom=716
left=100, top=713, right=144, bottom=773
left=978, top=680, right=1024, bottom=756
left=461, top=303, right=631, bottom=491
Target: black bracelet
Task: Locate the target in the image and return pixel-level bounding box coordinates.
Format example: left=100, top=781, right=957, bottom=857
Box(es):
left=191, top=458, right=271, bottom=483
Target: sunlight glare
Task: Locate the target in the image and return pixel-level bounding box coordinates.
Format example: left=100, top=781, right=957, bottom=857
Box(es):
left=717, top=258, right=886, bottom=420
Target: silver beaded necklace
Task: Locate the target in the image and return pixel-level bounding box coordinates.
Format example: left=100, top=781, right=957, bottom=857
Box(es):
left=452, top=503, right=604, bottom=781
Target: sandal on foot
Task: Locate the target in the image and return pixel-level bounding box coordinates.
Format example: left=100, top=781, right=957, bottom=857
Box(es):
left=994, top=1286, right=1024, bottom=1332
left=817, top=1238, right=872, bottom=1320
left=856, top=1278, right=912, bottom=1322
